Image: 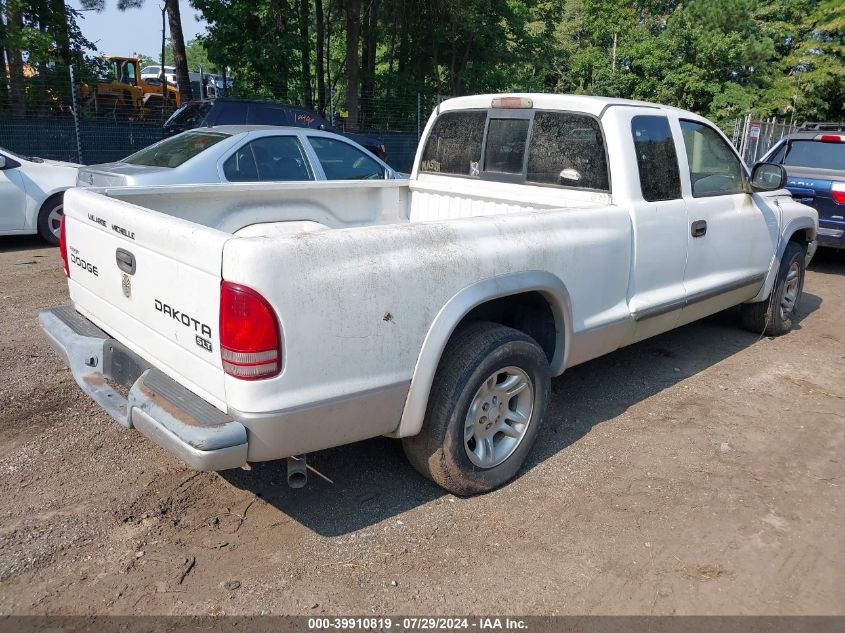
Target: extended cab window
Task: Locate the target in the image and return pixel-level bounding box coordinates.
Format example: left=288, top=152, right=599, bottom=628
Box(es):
left=420, top=111, right=486, bottom=176
left=526, top=112, right=609, bottom=191
left=124, top=131, right=230, bottom=168
left=631, top=116, right=681, bottom=201
left=680, top=120, right=745, bottom=196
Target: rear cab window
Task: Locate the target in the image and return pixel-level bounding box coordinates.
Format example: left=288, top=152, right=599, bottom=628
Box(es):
left=419, top=108, right=609, bottom=192
left=124, top=131, right=230, bottom=168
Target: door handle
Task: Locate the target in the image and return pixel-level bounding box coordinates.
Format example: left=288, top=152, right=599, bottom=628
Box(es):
left=115, top=248, right=136, bottom=275
left=691, top=220, right=707, bottom=238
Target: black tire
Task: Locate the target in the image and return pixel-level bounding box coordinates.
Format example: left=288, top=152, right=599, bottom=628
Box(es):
left=741, top=241, right=806, bottom=336
left=402, top=321, right=551, bottom=496
left=36, top=193, right=64, bottom=246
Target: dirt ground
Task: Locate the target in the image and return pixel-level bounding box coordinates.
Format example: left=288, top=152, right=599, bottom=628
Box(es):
left=0, top=235, right=843, bottom=616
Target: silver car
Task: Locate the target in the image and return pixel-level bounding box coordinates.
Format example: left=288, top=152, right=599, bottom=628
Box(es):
left=77, top=126, right=403, bottom=187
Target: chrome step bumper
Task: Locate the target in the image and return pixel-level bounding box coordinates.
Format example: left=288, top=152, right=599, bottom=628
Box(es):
left=38, top=306, right=247, bottom=471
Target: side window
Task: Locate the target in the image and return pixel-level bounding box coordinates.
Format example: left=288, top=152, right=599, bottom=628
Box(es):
left=631, top=116, right=681, bottom=201
left=420, top=111, right=486, bottom=176
left=526, top=112, right=609, bottom=191
left=223, top=145, right=258, bottom=181
left=308, top=137, right=384, bottom=180
left=680, top=120, right=745, bottom=196
left=768, top=142, right=787, bottom=164
left=290, top=109, right=322, bottom=128
left=213, top=102, right=247, bottom=125
left=250, top=105, right=291, bottom=126
left=224, top=136, right=313, bottom=182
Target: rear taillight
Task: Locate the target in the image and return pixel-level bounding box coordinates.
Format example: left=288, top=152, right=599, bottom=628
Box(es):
left=817, top=134, right=844, bottom=143
left=219, top=281, right=281, bottom=380
left=832, top=183, right=845, bottom=204
left=59, top=215, right=70, bottom=277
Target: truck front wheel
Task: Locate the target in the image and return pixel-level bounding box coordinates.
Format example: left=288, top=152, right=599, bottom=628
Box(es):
left=741, top=241, right=806, bottom=336
left=403, top=321, right=551, bottom=496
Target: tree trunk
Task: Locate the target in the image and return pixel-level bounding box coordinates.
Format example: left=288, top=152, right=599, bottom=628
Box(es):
left=6, top=2, right=25, bottom=117
left=166, top=0, right=193, bottom=100
left=51, top=0, right=72, bottom=66
left=315, top=0, right=326, bottom=115
left=344, top=0, right=360, bottom=129
left=360, top=0, right=377, bottom=128
left=299, top=0, right=313, bottom=109
left=0, top=3, right=8, bottom=112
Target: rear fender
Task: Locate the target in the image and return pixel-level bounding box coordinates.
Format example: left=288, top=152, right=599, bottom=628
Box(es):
left=391, top=271, right=572, bottom=439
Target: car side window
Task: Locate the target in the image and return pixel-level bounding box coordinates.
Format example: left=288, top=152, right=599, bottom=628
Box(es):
left=224, top=136, right=313, bottom=182
left=290, top=109, right=322, bottom=128
left=768, top=142, right=787, bottom=164
left=680, top=120, right=745, bottom=196
left=308, top=137, right=385, bottom=180
left=213, top=102, right=247, bottom=125
left=631, top=115, right=681, bottom=201
left=250, top=104, right=291, bottom=126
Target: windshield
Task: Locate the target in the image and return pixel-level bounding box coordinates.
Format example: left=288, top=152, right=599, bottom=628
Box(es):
left=783, top=140, right=845, bottom=171
left=123, top=131, right=230, bottom=168
left=164, top=101, right=212, bottom=129
left=0, top=146, right=41, bottom=162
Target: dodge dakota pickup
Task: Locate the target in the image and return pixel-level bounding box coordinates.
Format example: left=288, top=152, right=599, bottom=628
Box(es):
left=39, top=94, right=818, bottom=495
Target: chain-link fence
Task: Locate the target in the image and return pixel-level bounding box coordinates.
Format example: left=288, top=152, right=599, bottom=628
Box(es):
left=4, top=63, right=802, bottom=175
left=0, top=62, right=434, bottom=171
left=727, top=114, right=798, bottom=165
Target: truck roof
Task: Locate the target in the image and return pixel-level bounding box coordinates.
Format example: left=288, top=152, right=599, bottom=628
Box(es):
left=438, top=93, right=696, bottom=119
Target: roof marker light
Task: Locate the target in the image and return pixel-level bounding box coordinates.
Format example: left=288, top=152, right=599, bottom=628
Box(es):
left=491, top=97, right=533, bottom=109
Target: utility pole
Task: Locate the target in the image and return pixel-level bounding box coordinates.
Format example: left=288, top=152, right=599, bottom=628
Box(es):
left=160, top=5, right=167, bottom=119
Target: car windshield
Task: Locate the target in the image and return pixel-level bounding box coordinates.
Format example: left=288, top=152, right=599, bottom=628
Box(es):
left=783, top=140, right=845, bottom=170
left=164, top=101, right=212, bottom=128
left=123, top=131, right=230, bottom=168
left=0, top=146, right=41, bottom=162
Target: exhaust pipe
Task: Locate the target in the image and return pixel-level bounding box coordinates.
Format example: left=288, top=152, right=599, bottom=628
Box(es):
left=286, top=454, right=307, bottom=488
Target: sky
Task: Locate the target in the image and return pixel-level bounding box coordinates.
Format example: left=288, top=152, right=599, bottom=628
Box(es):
left=69, top=0, right=208, bottom=59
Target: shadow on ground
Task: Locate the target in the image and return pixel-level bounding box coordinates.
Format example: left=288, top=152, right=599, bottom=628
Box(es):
left=223, top=291, right=822, bottom=537
left=0, top=235, right=54, bottom=254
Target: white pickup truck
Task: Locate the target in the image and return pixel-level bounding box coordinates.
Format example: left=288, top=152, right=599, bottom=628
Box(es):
left=40, top=94, right=817, bottom=495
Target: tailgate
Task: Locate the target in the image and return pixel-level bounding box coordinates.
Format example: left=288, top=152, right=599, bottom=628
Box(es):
left=62, top=187, right=231, bottom=409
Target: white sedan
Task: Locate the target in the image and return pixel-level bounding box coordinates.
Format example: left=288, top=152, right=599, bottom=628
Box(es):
left=0, top=148, right=79, bottom=245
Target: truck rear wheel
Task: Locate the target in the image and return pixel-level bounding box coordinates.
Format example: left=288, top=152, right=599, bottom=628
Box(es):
left=741, top=241, right=806, bottom=336
left=403, top=321, right=550, bottom=496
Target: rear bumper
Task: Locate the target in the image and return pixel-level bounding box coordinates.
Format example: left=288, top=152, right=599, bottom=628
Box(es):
left=817, top=227, right=844, bottom=249
left=38, top=306, right=247, bottom=471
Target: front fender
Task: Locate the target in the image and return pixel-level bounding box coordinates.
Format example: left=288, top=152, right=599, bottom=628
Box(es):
left=390, top=270, right=573, bottom=439
left=749, top=212, right=818, bottom=304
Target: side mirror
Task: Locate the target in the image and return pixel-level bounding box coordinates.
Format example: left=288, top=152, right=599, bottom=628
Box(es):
left=0, top=155, right=5, bottom=169
left=750, top=162, right=787, bottom=192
